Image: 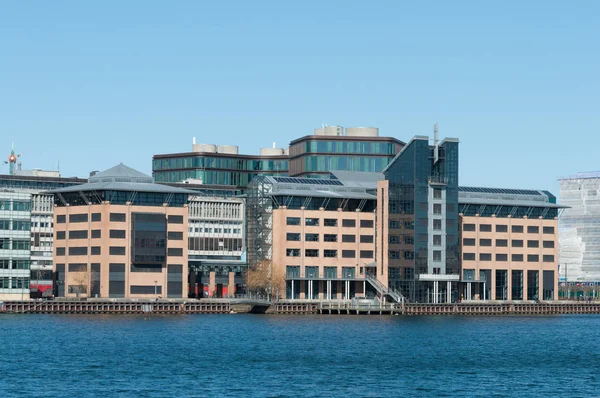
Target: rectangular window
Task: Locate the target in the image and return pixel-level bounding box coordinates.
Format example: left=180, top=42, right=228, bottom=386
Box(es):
left=360, top=235, right=373, bottom=243
left=496, top=239, right=508, bottom=247
left=130, top=285, right=162, bottom=295
left=404, top=221, right=414, bottom=230
left=69, top=214, right=88, bottom=223
left=286, top=233, right=300, bottom=242
left=527, top=240, right=539, bottom=248
left=463, top=238, right=475, bottom=246
left=12, top=240, right=30, bottom=250
left=342, top=219, right=356, bottom=228
left=286, top=217, right=301, bottom=226
left=479, top=253, right=492, bottom=261
left=12, top=201, right=31, bottom=211
left=480, top=224, right=492, bottom=232
left=167, top=248, right=183, bottom=257
left=110, top=230, right=126, bottom=239
left=463, top=223, right=476, bottom=232
left=512, top=254, right=523, bottom=262
left=323, top=250, right=337, bottom=258
left=527, top=226, right=539, bottom=234
left=512, top=225, right=524, bottom=233
left=91, top=246, right=101, bottom=255
left=512, top=240, right=523, bottom=248
left=360, top=220, right=373, bottom=228
left=305, top=233, right=319, bottom=242
left=527, top=254, right=539, bottom=262
left=324, top=219, right=337, bottom=227
left=56, top=231, right=66, bottom=240
left=305, top=249, right=319, bottom=257
left=168, top=215, right=183, bottom=224
left=543, top=240, right=555, bottom=249
left=167, top=231, right=183, bottom=240
left=68, top=247, right=88, bottom=256
left=305, top=266, right=319, bottom=279
left=110, top=213, right=126, bottom=222
left=360, top=250, right=373, bottom=258
left=433, top=189, right=442, bottom=199
left=69, top=230, right=88, bottom=239
left=463, top=253, right=475, bottom=261
left=109, top=246, right=126, bottom=256
left=91, top=213, right=101, bottom=222
left=57, top=215, right=66, bottom=224
left=342, top=250, right=355, bottom=258
left=56, top=247, right=65, bottom=256
left=389, top=235, right=400, bottom=244
left=433, top=203, right=442, bottom=215
left=91, top=229, right=101, bottom=239
left=286, top=249, right=300, bottom=257
left=433, top=235, right=442, bottom=246
left=496, top=253, right=508, bottom=261
left=131, top=264, right=162, bottom=273
left=342, top=235, right=356, bottom=243
left=305, top=218, right=319, bottom=226
left=388, top=220, right=400, bottom=229
left=496, top=224, right=508, bottom=233
left=389, top=250, right=400, bottom=259
left=433, top=219, right=442, bottom=230
left=324, top=234, right=337, bottom=242
left=543, top=255, right=555, bottom=262
left=543, top=226, right=555, bottom=234
left=405, top=236, right=415, bottom=245
left=433, top=251, right=442, bottom=262
left=68, top=263, right=87, bottom=272
left=324, top=266, right=337, bottom=279
left=404, top=251, right=415, bottom=260
left=480, top=239, right=492, bottom=247
left=12, top=220, right=30, bottom=231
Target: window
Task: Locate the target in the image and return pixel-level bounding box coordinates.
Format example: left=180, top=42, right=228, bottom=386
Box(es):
left=463, top=253, right=475, bottom=261
left=168, top=215, right=183, bottom=224
left=433, top=203, right=442, bottom=215
left=110, top=230, right=126, bottom=239
left=496, top=239, right=508, bottom=247
left=305, top=249, right=319, bottom=257
left=12, top=201, right=30, bottom=211
left=527, top=240, right=539, bottom=248
left=342, top=219, right=356, bottom=228
left=305, top=266, right=319, bottom=278
left=404, top=221, right=414, bottom=230
left=91, top=246, right=101, bottom=255
left=130, top=285, right=162, bottom=295
left=168, top=231, right=183, bottom=240
left=324, top=219, right=337, bottom=227
left=342, top=250, right=355, bottom=258
left=543, top=255, right=555, bottom=262
left=527, top=254, right=539, bottom=262
left=286, top=233, right=300, bottom=242
left=324, top=234, right=337, bottom=242
left=527, top=226, right=539, bottom=234
left=389, top=220, right=400, bottom=229
left=480, top=239, right=492, bottom=247
left=463, top=224, right=476, bottom=232
left=404, top=251, right=415, bottom=260
left=495, top=224, right=507, bottom=233
left=109, top=246, right=126, bottom=255
left=91, top=230, right=101, bottom=239
left=389, top=250, right=400, bottom=259
left=360, top=235, right=373, bottom=243
left=479, top=253, right=492, bottom=261
left=405, top=236, right=415, bottom=245
left=543, top=240, right=555, bottom=249
left=360, top=250, right=373, bottom=258
left=131, top=264, right=162, bottom=273
left=433, top=219, right=442, bottom=230
left=342, top=235, right=355, bottom=243
left=12, top=220, right=30, bottom=231
left=286, top=248, right=300, bottom=257
left=68, top=247, right=88, bottom=256
left=324, top=267, right=337, bottom=279
left=56, top=231, right=65, bottom=240
left=480, top=224, right=492, bottom=232
left=69, top=214, right=88, bottom=223
left=496, top=253, right=508, bottom=261
left=110, top=213, right=126, bottom=222
left=68, top=263, right=87, bottom=272
left=286, top=217, right=300, bottom=226
left=389, top=235, right=400, bottom=244
left=56, top=247, right=65, bottom=256
left=12, top=240, right=30, bottom=250
left=167, top=248, right=183, bottom=257
left=69, top=230, right=88, bottom=239
left=463, top=269, right=475, bottom=281
left=512, top=240, right=523, bottom=248
left=92, top=213, right=101, bottom=222
left=305, top=233, right=319, bottom=242
left=512, top=254, right=523, bottom=262
left=433, top=235, right=442, bottom=246
left=360, top=220, right=373, bottom=228
left=512, top=225, right=523, bottom=233
left=463, top=238, right=475, bottom=246
left=433, top=250, right=442, bottom=262
left=323, top=250, right=337, bottom=258
left=57, top=215, right=66, bottom=224
left=433, top=189, right=442, bottom=199
left=543, top=226, right=555, bottom=234
left=305, top=218, right=319, bottom=226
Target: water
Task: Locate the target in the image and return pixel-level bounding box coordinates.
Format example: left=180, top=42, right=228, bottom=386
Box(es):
left=1, top=314, right=600, bottom=397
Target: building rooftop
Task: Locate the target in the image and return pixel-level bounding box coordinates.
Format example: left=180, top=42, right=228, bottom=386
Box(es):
left=89, top=163, right=154, bottom=184
left=252, top=175, right=378, bottom=200
left=459, top=186, right=565, bottom=208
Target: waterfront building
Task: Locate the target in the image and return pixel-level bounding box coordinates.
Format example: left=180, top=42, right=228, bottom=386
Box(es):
left=558, top=172, right=600, bottom=283
left=48, top=164, right=195, bottom=299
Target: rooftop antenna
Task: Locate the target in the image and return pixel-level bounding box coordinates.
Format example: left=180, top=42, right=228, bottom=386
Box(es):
left=193, top=137, right=196, bottom=145
left=272, top=142, right=276, bottom=148
left=3, top=141, right=22, bottom=175
left=433, top=123, right=439, bottom=164
left=321, top=123, right=325, bottom=128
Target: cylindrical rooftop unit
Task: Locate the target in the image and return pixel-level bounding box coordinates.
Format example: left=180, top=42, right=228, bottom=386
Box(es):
left=324, top=125, right=343, bottom=136
left=217, top=145, right=239, bottom=154
left=314, top=127, right=326, bottom=135
left=345, top=127, right=379, bottom=137
left=284, top=147, right=289, bottom=155
left=192, top=143, right=217, bottom=153
left=260, top=147, right=285, bottom=156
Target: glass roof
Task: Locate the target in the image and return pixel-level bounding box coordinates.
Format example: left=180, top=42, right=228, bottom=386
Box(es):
left=459, top=186, right=542, bottom=196
left=272, top=177, right=343, bottom=186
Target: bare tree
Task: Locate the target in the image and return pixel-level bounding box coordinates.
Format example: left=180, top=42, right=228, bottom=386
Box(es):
left=247, top=260, right=286, bottom=301
left=71, top=270, right=89, bottom=298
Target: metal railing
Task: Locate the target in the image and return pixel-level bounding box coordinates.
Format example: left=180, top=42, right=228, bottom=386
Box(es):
left=365, top=274, right=406, bottom=304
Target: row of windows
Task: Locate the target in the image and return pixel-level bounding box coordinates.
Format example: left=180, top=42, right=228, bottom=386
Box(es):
left=389, top=250, right=415, bottom=260
left=388, top=220, right=415, bottom=230
left=153, top=169, right=285, bottom=186
left=463, top=224, right=555, bottom=234
left=286, top=217, right=373, bottom=228
left=286, top=248, right=373, bottom=258
left=463, top=239, right=555, bottom=248
left=56, top=213, right=181, bottom=224
left=388, top=235, right=414, bottom=244
left=0, top=201, right=31, bottom=212
left=301, top=155, right=393, bottom=173
left=286, top=233, right=373, bottom=243
left=0, top=277, right=30, bottom=289
left=0, top=238, right=30, bottom=250
left=57, top=246, right=184, bottom=257
left=285, top=265, right=357, bottom=279
left=0, top=259, right=30, bottom=269
left=300, top=140, right=397, bottom=156
left=153, top=156, right=289, bottom=173
left=0, top=220, right=31, bottom=231
left=189, top=227, right=242, bottom=234
left=463, top=253, right=555, bottom=262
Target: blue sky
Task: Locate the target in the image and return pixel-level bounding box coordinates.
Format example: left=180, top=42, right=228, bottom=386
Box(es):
left=1, top=1, right=598, bottom=197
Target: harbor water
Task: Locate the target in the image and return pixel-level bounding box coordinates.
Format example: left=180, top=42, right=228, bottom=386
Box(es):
left=1, top=314, right=599, bottom=397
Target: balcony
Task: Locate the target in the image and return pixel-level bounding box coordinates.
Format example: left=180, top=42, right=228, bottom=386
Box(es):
left=428, top=176, right=448, bottom=186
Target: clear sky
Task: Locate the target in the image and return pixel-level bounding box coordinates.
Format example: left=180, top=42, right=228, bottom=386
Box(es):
left=1, top=1, right=598, bottom=197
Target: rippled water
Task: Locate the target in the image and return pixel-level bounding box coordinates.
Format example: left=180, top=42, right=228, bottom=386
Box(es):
left=1, top=314, right=600, bottom=397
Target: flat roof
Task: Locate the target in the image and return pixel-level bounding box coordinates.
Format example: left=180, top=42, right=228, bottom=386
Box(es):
left=289, top=134, right=405, bottom=146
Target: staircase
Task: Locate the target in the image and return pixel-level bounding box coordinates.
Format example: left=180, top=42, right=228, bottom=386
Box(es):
left=365, top=275, right=407, bottom=304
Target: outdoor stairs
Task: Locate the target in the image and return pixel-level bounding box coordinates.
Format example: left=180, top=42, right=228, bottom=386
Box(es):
left=365, top=275, right=407, bottom=304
